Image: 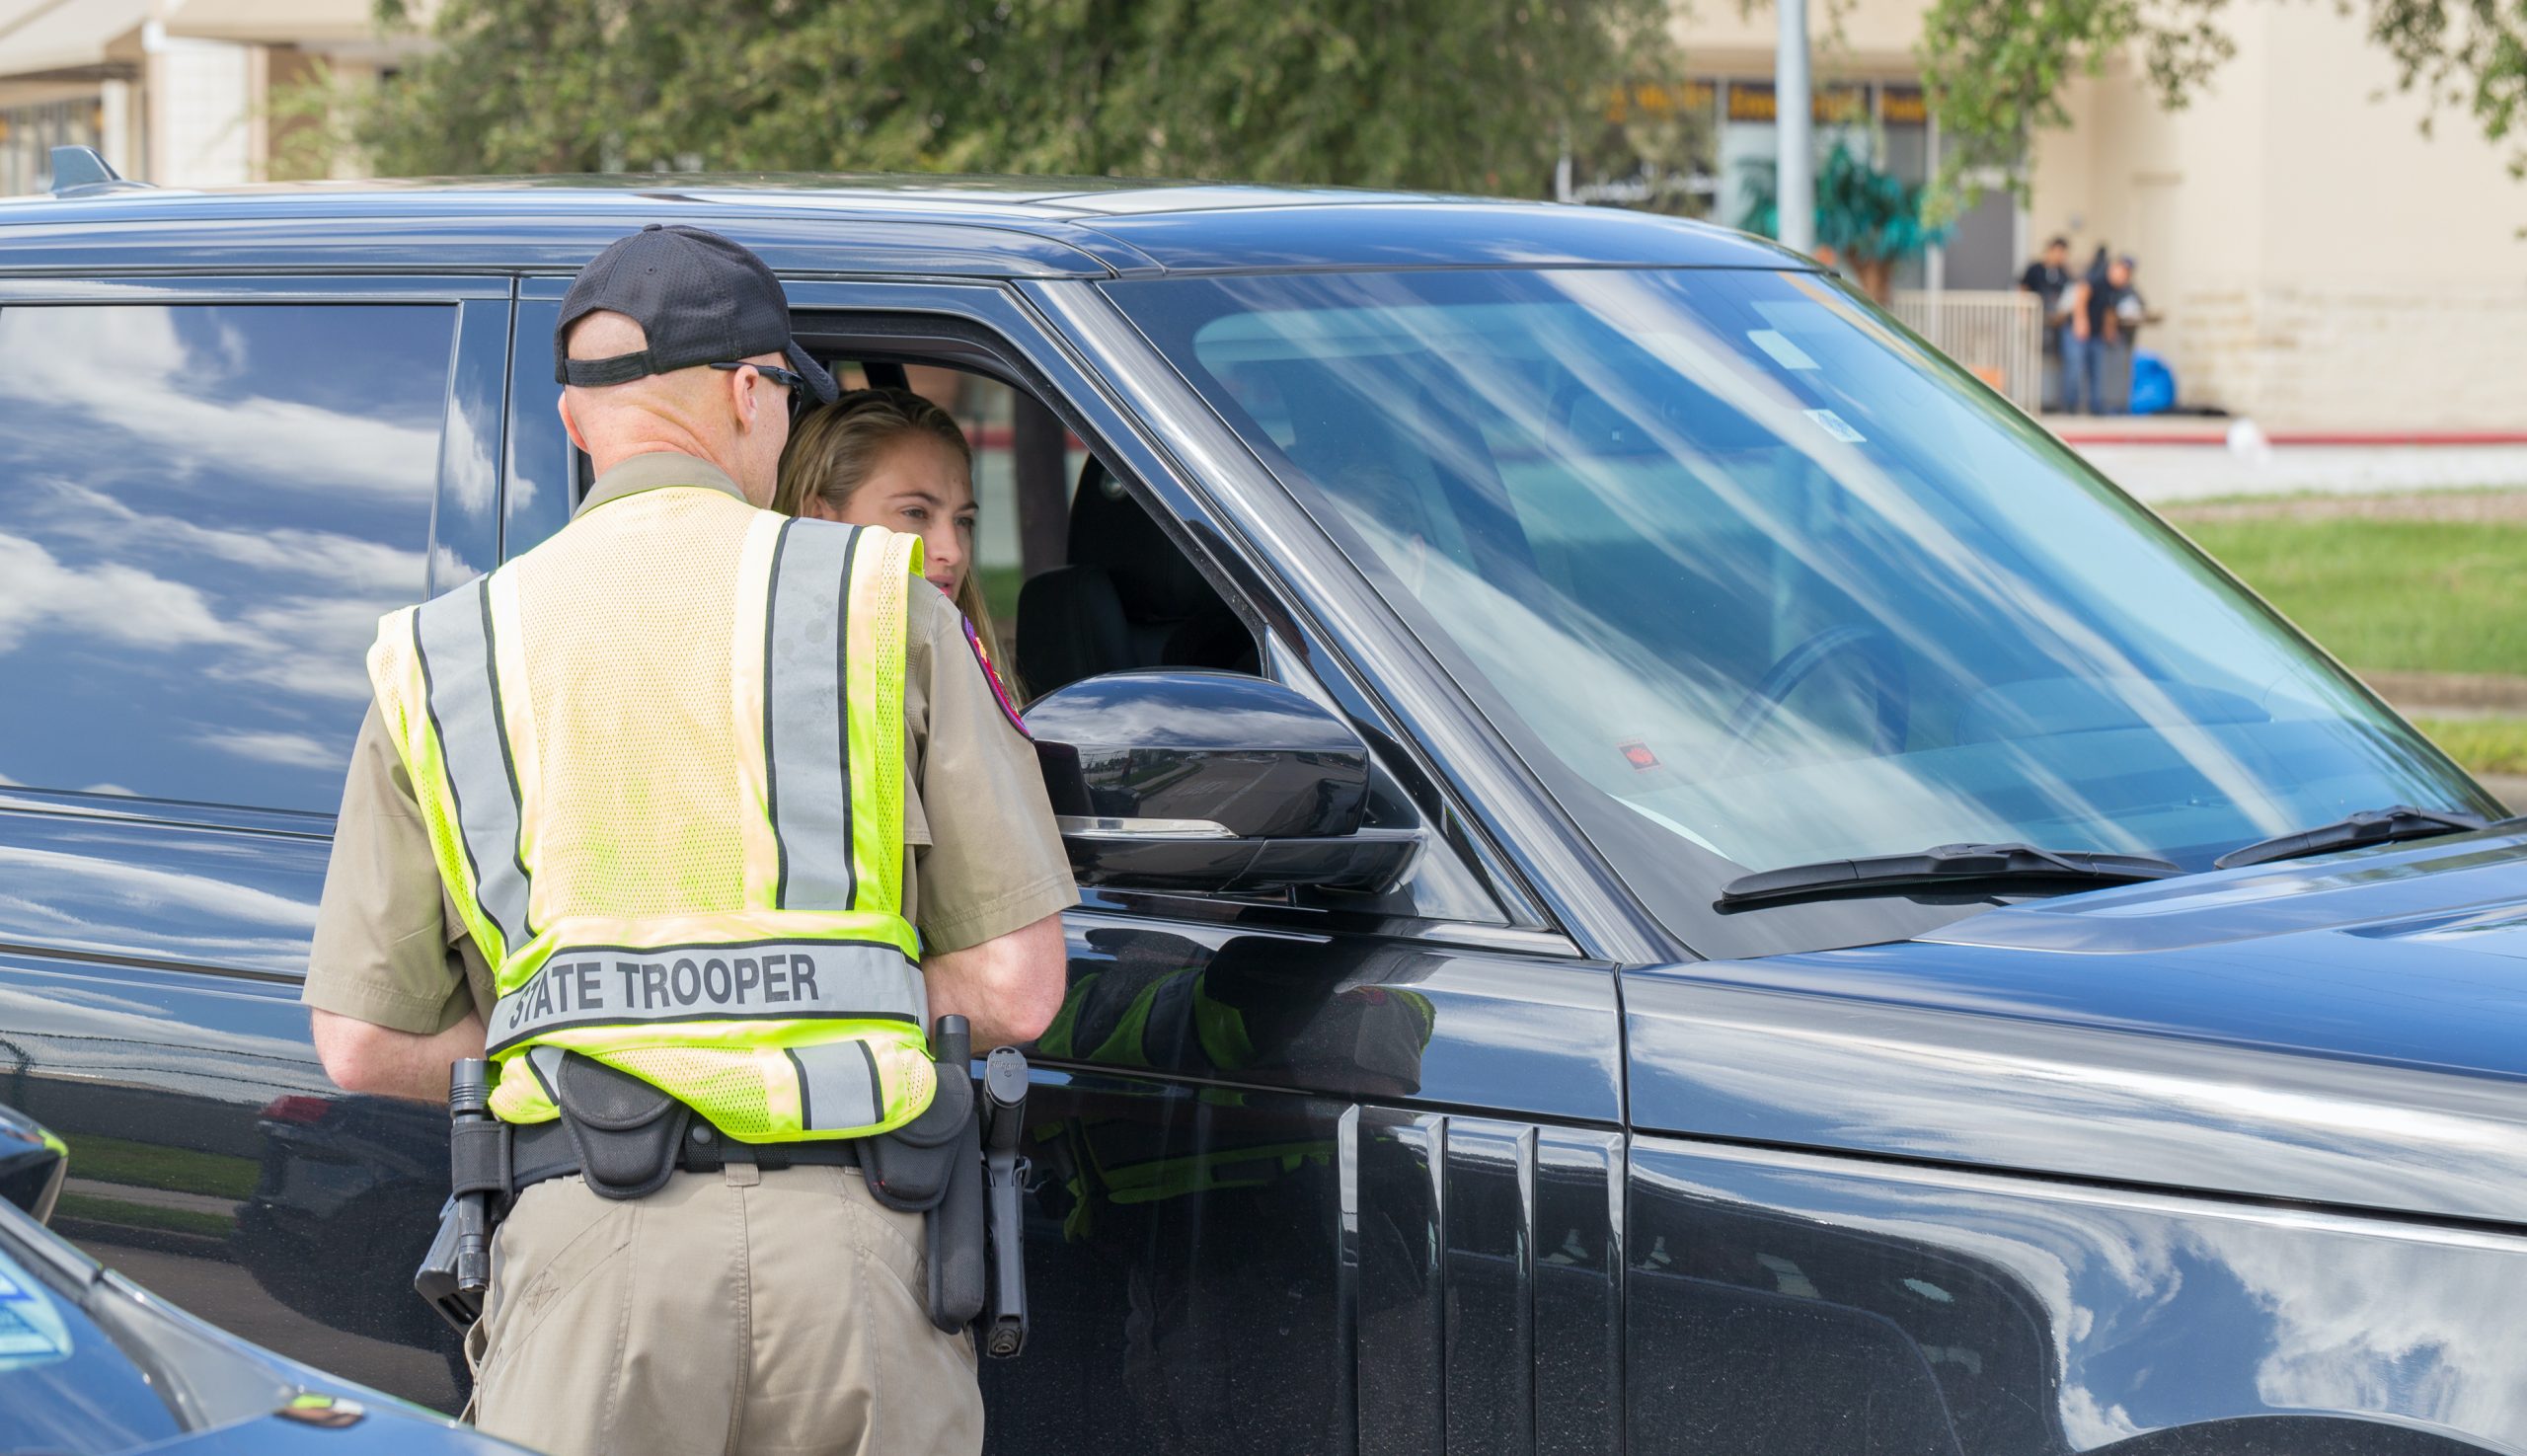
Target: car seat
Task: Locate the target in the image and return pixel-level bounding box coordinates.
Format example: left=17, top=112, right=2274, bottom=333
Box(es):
left=1016, top=460, right=1256, bottom=697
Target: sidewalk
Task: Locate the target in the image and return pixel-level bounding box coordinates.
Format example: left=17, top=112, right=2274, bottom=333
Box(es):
left=2364, top=670, right=2527, bottom=717
left=2050, top=418, right=2527, bottom=447
left=2044, top=416, right=2527, bottom=503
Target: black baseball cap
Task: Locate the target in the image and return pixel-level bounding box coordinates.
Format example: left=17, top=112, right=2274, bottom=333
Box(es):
left=553, top=224, right=838, bottom=406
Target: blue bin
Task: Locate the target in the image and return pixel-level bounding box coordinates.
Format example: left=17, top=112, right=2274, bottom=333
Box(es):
left=2131, top=351, right=2176, bottom=415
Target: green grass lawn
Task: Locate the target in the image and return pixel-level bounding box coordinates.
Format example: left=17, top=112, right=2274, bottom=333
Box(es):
left=2168, top=495, right=2527, bottom=785
left=2174, top=512, right=2527, bottom=679
left=2412, top=718, right=2527, bottom=778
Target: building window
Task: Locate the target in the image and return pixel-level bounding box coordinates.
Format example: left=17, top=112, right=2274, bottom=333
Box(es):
left=0, top=100, right=105, bottom=197
left=1574, top=75, right=2018, bottom=296
left=1569, top=80, right=1722, bottom=215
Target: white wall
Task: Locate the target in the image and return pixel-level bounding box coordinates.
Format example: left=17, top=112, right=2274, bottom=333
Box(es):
left=1673, top=0, right=1925, bottom=75
left=144, top=23, right=254, bottom=187
left=2028, top=3, right=2527, bottom=425
left=1693, top=0, right=2527, bottom=425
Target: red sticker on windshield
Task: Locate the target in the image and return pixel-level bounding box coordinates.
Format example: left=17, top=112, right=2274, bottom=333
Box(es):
left=1618, top=739, right=1660, bottom=770
left=963, top=617, right=1030, bottom=738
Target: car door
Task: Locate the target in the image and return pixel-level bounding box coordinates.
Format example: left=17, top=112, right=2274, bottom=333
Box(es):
left=507, top=272, right=1629, bottom=1453
left=0, top=274, right=510, bottom=1411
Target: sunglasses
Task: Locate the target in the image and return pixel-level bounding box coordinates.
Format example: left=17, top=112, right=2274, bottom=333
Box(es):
left=710, top=360, right=811, bottom=421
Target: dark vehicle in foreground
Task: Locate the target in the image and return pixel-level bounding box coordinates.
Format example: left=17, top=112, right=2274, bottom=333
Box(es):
left=1, top=160, right=2523, bottom=1455
left=0, top=1107, right=519, bottom=1454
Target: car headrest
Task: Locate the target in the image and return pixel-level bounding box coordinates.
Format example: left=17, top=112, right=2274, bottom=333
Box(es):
left=1069, top=459, right=1229, bottom=623
left=1017, top=565, right=1133, bottom=700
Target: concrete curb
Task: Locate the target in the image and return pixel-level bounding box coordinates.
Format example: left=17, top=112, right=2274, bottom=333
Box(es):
left=2370, top=672, right=2527, bottom=716
left=2057, top=428, right=2527, bottom=447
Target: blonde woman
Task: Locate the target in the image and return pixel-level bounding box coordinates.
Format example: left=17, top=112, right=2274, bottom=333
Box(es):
left=773, top=386, right=1028, bottom=707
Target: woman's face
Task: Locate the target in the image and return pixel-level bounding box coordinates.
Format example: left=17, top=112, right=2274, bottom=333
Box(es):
left=804, top=434, right=976, bottom=599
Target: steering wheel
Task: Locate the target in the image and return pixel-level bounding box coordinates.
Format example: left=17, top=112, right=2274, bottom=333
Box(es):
left=1712, top=623, right=1911, bottom=777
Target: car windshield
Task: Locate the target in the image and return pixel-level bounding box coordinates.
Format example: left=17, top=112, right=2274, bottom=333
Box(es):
left=1106, top=267, right=2496, bottom=958
left=0, top=1206, right=297, bottom=1454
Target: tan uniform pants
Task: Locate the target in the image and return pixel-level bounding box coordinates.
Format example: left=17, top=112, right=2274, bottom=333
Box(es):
left=467, top=1163, right=982, bottom=1456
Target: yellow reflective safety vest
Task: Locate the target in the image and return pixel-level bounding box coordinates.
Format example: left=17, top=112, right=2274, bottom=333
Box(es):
left=365, top=483, right=935, bottom=1140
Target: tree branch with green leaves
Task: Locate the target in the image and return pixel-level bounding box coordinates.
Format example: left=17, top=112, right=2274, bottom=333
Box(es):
left=1916, top=0, right=2527, bottom=210
left=355, top=0, right=1683, bottom=196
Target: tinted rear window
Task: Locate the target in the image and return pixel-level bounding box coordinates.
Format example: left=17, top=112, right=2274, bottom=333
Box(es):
left=0, top=303, right=451, bottom=812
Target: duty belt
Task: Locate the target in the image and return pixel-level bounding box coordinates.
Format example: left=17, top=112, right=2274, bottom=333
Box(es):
left=508, top=1117, right=860, bottom=1196
left=423, top=1024, right=1029, bottom=1359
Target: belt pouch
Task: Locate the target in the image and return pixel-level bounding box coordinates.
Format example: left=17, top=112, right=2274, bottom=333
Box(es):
left=927, top=1104, right=985, bottom=1334
left=862, top=1067, right=971, bottom=1212
left=861, top=1057, right=985, bottom=1334
left=550, top=1052, right=691, bottom=1201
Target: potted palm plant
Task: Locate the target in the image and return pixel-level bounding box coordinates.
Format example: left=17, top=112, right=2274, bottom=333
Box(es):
left=1739, top=140, right=1949, bottom=301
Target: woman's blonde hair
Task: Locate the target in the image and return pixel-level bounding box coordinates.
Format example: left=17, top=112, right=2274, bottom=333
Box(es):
left=774, top=386, right=1025, bottom=702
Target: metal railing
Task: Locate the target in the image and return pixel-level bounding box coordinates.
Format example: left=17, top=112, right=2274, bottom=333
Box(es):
left=1889, top=289, right=2044, bottom=415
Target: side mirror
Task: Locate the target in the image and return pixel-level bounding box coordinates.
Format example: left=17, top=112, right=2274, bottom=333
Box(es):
left=1025, top=670, right=1418, bottom=895
left=0, top=1105, right=66, bottom=1225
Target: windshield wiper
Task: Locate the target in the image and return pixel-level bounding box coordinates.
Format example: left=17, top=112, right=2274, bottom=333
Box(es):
left=1719, top=842, right=2182, bottom=908
left=2212, top=805, right=2493, bottom=870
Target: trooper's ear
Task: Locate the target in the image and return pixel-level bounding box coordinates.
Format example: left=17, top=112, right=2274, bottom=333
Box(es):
left=727, top=360, right=786, bottom=434
left=557, top=392, right=591, bottom=455
left=723, top=361, right=757, bottom=427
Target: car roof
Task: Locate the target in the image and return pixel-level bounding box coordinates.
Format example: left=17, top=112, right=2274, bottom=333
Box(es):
left=0, top=174, right=1807, bottom=279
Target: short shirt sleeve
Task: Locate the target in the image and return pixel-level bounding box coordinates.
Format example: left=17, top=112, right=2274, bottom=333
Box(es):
left=904, top=585, right=1077, bottom=955
left=303, top=704, right=494, bottom=1035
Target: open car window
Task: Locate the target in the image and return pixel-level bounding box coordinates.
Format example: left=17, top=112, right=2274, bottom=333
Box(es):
left=508, top=315, right=1511, bottom=929
left=806, top=355, right=1508, bottom=930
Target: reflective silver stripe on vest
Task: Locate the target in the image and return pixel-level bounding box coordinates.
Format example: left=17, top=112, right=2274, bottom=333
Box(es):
left=788, top=1041, right=883, bottom=1133
left=485, top=938, right=923, bottom=1055
left=524, top=1045, right=568, bottom=1103
left=763, top=521, right=858, bottom=910
left=414, top=580, right=531, bottom=952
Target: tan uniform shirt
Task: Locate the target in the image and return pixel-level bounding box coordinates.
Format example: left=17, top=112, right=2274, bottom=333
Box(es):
left=302, top=452, right=1076, bottom=1035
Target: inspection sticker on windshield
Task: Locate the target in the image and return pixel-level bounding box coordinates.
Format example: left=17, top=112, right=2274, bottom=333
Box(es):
left=1803, top=408, right=1867, bottom=443
left=1748, top=329, right=1820, bottom=370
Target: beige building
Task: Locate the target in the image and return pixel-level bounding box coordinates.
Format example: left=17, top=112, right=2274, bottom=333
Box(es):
left=1646, top=0, right=2527, bottom=427
left=0, top=0, right=421, bottom=192
left=2029, top=4, right=2527, bottom=428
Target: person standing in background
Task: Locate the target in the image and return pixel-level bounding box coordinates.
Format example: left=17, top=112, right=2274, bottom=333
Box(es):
left=2067, top=251, right=2143, bottom=415
left=2019, top=237, right=2074, bottom=412
left=2107, top=256, right=2149, bottom=349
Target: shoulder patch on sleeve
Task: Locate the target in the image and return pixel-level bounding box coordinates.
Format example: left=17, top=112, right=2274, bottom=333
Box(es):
left=962, top=616, right=1031, bottom=738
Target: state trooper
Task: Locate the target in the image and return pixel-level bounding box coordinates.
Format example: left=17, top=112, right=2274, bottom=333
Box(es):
left=304, top=223, right=1075, bottom=1456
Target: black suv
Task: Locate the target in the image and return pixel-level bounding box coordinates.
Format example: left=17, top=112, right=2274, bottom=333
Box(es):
left=3, top=169, right=2525, bottom=1456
